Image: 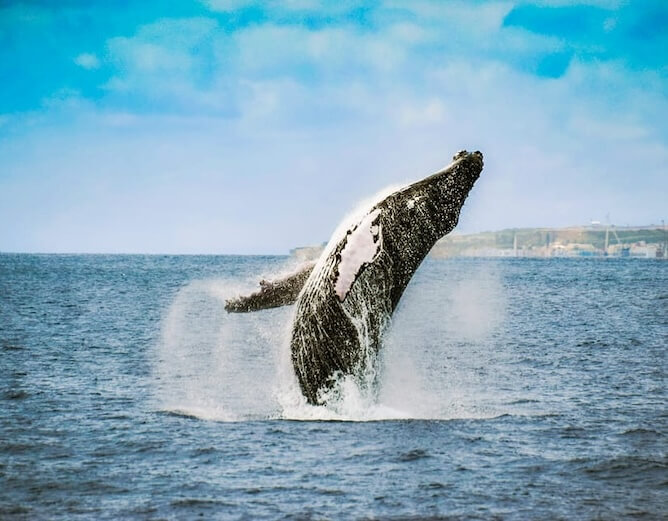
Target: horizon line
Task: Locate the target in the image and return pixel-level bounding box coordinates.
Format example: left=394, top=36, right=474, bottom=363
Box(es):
left=2, top=222, right=665, bottom=257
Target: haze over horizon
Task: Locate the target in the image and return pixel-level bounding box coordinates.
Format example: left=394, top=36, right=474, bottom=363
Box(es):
left=1, top=0, right=666, bottom=254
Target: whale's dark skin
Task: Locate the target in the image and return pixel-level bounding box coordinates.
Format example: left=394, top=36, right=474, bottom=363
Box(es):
left=291, top=150, right=483, bottom=404
left=225, top=150, right=484, bottom=405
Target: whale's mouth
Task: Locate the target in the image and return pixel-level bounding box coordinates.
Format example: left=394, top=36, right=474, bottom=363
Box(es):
left=454, top=149, right=483, bottom=175
left=465, top=151, right=484, bottom=185
left=440, top=149, right=484, bottom=195
left=407, top=150, right=484, bottom=196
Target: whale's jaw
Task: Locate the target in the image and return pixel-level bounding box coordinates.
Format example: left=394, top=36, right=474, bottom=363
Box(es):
left=291, top=150, right=484, bottom=405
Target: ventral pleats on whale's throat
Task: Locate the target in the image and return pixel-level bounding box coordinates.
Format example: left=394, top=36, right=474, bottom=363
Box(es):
left=334, top=209, right=382, bottom=302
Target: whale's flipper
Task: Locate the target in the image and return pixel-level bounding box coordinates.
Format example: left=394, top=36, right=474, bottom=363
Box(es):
left=225, top=262, right=315, bottom=312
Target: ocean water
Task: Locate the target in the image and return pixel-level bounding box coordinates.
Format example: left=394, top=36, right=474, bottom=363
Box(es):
left=1, top=254, right=666, bottom=520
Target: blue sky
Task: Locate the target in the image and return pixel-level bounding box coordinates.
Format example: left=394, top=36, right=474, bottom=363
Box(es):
left=0, top=0, right=666, bottom=254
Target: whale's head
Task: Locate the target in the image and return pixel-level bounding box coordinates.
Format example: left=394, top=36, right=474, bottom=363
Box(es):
left=412, top=149, right=484, bottom=238
left=446, top=149, right=484, bottom=196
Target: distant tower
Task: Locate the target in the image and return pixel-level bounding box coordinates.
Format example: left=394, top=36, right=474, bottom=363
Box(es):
left=604, top=213, right=610, bottom=255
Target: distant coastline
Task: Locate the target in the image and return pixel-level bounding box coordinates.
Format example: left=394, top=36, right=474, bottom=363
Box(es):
left=292, top=224, right=668, bottom=260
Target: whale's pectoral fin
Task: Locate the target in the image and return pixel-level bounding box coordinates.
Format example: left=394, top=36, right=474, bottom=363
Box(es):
left=225, top=262, right=316, bottom=313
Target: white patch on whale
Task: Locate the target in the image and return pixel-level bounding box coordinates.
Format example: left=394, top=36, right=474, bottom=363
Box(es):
left=406, top=195, right=424, bottom=209
left=334, top=209, right=382, bottom=302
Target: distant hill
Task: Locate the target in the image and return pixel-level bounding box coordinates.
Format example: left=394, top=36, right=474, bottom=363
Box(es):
left=291, top=225, right=667, bottom=260
left=431, top=225, right=667, bottom=258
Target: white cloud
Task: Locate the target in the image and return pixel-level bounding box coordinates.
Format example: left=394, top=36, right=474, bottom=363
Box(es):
left=202, top=0, right=257, bottom=12
left=385, top=0, right=514, bottom=32
left=109, top=39, right=192, bottom=73
left=513, top=0, right=624, bottom=6
left=396, top=98, right=447, bottom=127
left=74, top=53, right=100, bottom=69
left=106, top=17, right=218, bottom=74
left=204, top=0, right=369, bottom=14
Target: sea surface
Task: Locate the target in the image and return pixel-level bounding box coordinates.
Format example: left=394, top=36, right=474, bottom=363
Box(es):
left=1, top=254, right=666, bottom=520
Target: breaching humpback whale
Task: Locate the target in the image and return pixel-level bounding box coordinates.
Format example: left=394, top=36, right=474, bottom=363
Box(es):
left=226, top=150, right=484, bottom=404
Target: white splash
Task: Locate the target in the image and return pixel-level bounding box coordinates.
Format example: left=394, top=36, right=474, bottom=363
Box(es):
left=334, top=208, right=382, bottom=301
left=278, top=374, right=409, bottom=421
left=153, top=274, right=289, bottom=422
left=151, top=258, right=535, bottom=423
